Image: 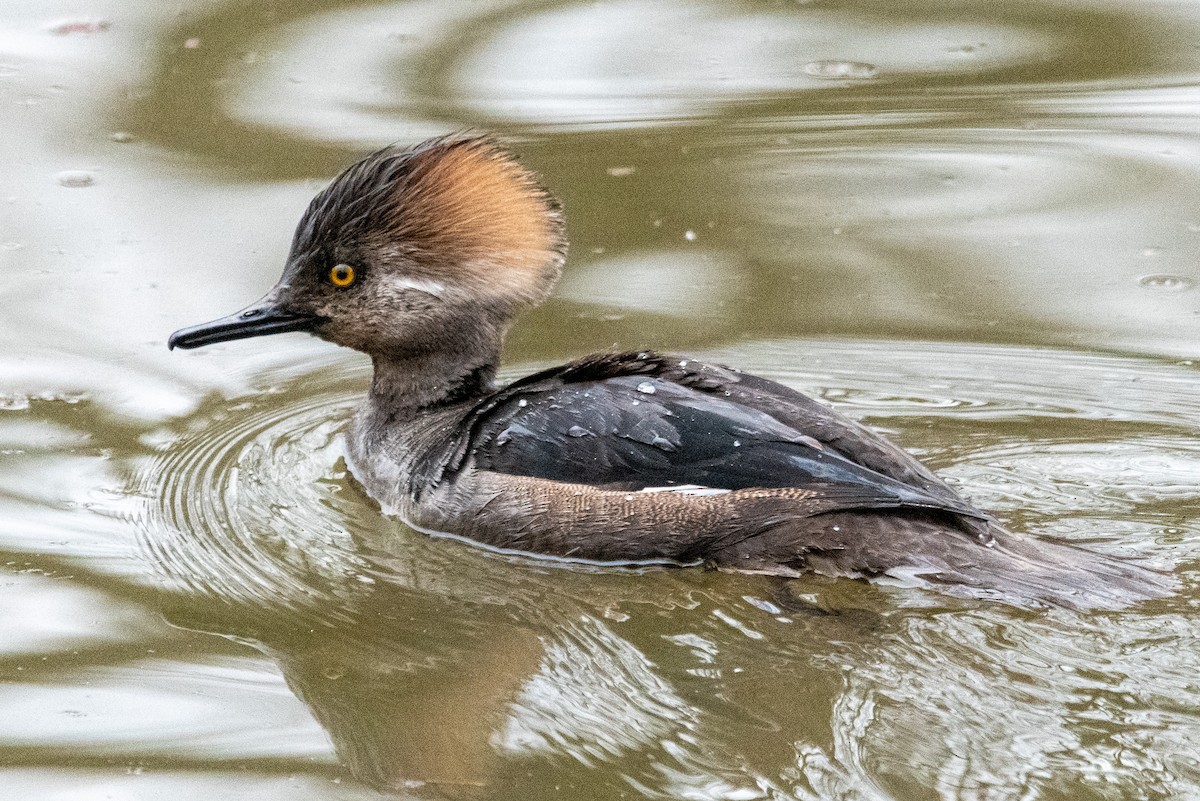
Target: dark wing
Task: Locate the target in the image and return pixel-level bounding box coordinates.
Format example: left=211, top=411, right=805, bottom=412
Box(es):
left=438, top=352, right=987, bottom=521
left=701, top=367, right=955, bottom=496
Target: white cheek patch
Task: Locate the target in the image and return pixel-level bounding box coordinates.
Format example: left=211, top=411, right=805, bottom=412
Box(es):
left=383, top=275, right=449, bottom=298
left=639, top=485, right=732, bottom=497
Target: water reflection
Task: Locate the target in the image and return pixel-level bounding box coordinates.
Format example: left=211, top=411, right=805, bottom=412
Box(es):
left=120, top=341, right=1199, bottom=797
left=128, top=0, right=1200, bottom=162
left=3, top=0, right=1200, bottom=797
left=133, top=356, right=756, bottom=794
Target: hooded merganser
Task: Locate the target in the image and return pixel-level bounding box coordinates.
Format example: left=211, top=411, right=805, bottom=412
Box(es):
left=169, top=135, right=1174, bottom=609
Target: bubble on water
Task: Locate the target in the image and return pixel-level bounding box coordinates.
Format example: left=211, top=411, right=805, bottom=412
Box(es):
left=0, top=395, right=31, bottom=411
left=684, top=230, right=697, bottom=242
left=55, top=170, right=94, bottom=188
left=636, top=381, right=656, bottom=395
left=110, top=131, right=134, bottom=143
left=46, top=19, right=110, bottom=35
left=803, top=60, right=877, bottom=80
left=1137, top=273, right=1195, bottom=292
left=0, top=390, right=83, bottom=411
left=184, top=37, right=202, bottom=50
left=606, top=166, right=635, bottom=177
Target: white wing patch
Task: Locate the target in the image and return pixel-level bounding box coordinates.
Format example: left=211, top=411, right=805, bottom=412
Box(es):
left=639, top=484, right=732, bottom=497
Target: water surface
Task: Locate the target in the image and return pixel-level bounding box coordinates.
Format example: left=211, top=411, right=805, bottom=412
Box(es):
left=1, top=1, right=1199, bottom=799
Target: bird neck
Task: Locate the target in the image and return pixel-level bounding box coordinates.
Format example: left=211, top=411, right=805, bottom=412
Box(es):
left=365, top=347, right=499, bottom=424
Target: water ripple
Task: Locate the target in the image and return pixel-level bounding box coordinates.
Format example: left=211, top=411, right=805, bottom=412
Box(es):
left=131, top=0, right=1200, bottom=160
left=130, top=338, right=1200, bottom=795
left=133, top=358, right=763, bottom=794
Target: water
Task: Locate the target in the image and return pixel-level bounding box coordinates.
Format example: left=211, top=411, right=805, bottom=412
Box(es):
left=2, top=1, right=1199, bottom=799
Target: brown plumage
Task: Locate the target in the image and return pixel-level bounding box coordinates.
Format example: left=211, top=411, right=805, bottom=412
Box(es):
left=168, top=134, right=1176, bottom=610
left=380, top=136, right=565, bottom=302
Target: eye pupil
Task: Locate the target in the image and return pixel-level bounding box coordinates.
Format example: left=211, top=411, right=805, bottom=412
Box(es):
left=330, top=264, right=355, bottom=287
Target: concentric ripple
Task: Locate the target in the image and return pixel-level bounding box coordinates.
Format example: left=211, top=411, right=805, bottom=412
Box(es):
left=135, top=360, right=370, bottom=615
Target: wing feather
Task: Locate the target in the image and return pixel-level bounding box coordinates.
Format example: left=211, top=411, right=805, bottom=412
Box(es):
left=433, top=353, right=989, bottom=524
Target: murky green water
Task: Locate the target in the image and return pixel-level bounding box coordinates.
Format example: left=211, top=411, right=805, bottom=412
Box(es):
left=2, top=1, right=1199, bottom=798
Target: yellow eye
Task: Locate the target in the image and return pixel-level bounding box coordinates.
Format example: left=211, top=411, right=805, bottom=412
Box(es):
left=329, top=264, right=355, bottom=287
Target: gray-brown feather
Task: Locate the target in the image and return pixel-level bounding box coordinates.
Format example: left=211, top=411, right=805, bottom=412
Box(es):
left=345, top=351, right=1176, bottom=610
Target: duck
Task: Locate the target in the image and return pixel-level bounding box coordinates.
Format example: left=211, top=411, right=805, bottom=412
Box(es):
left=169, top=134, right=1174, bottom=610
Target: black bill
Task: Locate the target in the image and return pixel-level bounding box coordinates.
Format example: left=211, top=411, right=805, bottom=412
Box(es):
left=168, top=304, right=322, bottom=350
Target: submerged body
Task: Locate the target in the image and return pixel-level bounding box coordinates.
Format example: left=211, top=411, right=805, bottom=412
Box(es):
left=170, top=135, right=1174, bottom=610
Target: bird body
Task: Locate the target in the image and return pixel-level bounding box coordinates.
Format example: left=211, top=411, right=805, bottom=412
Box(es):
left=169, top=135, right=1174, bottom=609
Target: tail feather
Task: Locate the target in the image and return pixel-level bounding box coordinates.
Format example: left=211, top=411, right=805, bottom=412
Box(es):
left=898, top=524, right=1178, bottom=611
left=719, top=512, right=1177, bottom=611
